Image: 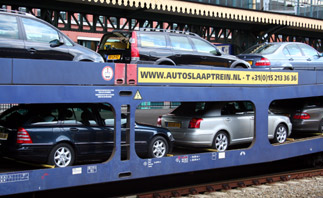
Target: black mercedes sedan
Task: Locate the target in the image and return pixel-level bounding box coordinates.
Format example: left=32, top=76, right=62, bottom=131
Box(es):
left=0, top=103, right=174, bottom=167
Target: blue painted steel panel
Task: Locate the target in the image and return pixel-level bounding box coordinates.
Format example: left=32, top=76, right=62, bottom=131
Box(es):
left=0, top=59, right=322, bottom=196
left=317, top=71, right=323, bottom=84
left=12, top=59, right=115, bottom=85
left=0, top=58, right=12, bottom=84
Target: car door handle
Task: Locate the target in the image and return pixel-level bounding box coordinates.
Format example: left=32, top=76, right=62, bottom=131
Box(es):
left=250, top=117, right=254, bottom=120
left=27, top=48, right=37, bottom=54
left=307, top=58, right=312, bottom=61
left=70, top=128, right=79, bottom=132
left=225, top=118, right=231, bottom=122
left=201, top=56, right=207, bottom=59
left=175, top=54, right=181, bottom=57
left=289, top=58, right=294, bottom=61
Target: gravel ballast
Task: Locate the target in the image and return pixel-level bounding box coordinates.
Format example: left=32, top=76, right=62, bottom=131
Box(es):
left=184, top=176, right=323, bottom=198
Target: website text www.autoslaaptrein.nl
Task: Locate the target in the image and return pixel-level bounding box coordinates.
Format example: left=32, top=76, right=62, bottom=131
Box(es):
left=138, top=67, right=298, bottom=85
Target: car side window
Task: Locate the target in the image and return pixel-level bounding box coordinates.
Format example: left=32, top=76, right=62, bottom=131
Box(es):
left=282, top=48, right=290, bottom=56
left=28, top=108, right=58, bottom=125
left=140, top=33, right=167, bottom=48
left=285, top=44, right=303, bottom=56
left=191, top=37, right=216, bottom=53
left=169, top=35, right=193, bottom=51
left=21, top=18, right=59, bottom=43
left=73, top=107, right=98, bottom=126
left=0, top=15, right=19, bottom=39
left=299, top=44, right=319, bottom=57
left=59, top=108, right=77, bottom=125
left=97, top=104, right=115, bottom=126
left=222, top=103, right=237, bottom=115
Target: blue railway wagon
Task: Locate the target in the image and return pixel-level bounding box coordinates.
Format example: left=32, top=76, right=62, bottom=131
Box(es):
left=0, top=58, right=322, bottom=196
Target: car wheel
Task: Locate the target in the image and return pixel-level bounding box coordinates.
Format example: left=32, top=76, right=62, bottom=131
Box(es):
left=273, top=124, right=287, bottom=143
left=213, top=131, right=229, bottom=151
left=148, top=136, right=168, bottom=158
left=48, top=143, right=75, bottom=167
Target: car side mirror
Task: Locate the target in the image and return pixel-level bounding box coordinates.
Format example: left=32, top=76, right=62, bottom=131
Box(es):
left=50, top=38, right=64, bottom=47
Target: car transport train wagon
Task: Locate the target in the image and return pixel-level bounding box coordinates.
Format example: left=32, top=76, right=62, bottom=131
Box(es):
left=0, top=58, right=322, bottom=196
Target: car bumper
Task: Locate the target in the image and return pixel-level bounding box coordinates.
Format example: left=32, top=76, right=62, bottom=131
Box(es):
left=0, top=144, right=51, bottom=164
left=292, top=120, right=320, bottom=132
left=170, top=129, right=214, bottom=147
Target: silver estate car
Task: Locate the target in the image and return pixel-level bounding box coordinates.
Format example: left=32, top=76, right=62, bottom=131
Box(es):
left=158, top=102, right=292, bottom=151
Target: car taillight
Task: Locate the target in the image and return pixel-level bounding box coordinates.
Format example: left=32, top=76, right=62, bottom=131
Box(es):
left=17, top=128, right=32, bottom=144
left=130, top=31, right=139, bottom=61
left=255, top=58, right=270, bottom=66
left=188, top=118, right=203, bottom=128
left=157, top=116, right=162, bottom=127
left=293, top=112, right=310, bottom=120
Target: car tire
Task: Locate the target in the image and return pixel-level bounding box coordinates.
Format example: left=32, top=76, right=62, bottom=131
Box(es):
left=48, top=143, right=75, bottom=167
left=273, top=124, right=288, bottom=143
left=213, top=131, right=229, bottom=151
left=148, top=136, right=168, bottom=158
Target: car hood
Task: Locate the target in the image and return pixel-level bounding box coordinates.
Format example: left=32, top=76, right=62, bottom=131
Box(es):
left=70, top=44, right=104, bottom=62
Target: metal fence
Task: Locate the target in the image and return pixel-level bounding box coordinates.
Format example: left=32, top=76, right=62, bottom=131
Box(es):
left=185, top=0, right=323, bottom=19
left=0, top=104, right=16, bottom=113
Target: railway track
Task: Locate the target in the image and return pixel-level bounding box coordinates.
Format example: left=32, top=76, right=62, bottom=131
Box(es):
left=136, top=168, right=323, bottom=198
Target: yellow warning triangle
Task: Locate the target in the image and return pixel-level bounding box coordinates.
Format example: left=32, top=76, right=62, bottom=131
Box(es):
left=134, top=90, right=142, bottom=100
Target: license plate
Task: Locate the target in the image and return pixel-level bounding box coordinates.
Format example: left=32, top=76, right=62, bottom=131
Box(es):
left=0, top=133, right=8, bottom=140
left=247, top=60, right=253, bottom=65
left=107, top=55, right=120, bottom=60
left=167, top=122, right=181, bottom=128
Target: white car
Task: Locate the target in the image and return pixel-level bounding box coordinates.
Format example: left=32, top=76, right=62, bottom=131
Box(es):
left=158, top=101, right=292, bottom=151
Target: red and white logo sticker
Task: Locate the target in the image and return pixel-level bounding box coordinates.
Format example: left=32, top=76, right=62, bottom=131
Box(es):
left=102, top=66, right=114, bottom=81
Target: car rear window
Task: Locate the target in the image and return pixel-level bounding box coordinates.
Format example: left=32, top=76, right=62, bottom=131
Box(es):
left=0, top=15, right=19, bottom=39
left=0, top=105, right=58, bottom=127
left=140, top=33, right=167, bottom=48
left=99, top=32, right=130, bottom=50
left=243, top=43, right=280, bottom=54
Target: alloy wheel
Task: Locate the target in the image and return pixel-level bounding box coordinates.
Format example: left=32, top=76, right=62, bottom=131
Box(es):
left=215, top=132, right=228, bottom=151
left=54, top=146, right=72, bottom=167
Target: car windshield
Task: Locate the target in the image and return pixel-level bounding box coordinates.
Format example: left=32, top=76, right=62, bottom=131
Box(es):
left=243, top=43, right=280, bottom=55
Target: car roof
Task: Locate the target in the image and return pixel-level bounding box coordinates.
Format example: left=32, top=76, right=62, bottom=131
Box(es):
left=0, top=9, right=36, bottom=18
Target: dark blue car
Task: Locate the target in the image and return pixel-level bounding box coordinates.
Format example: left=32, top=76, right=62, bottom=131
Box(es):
left=0, top=103, right=174, bottom=167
